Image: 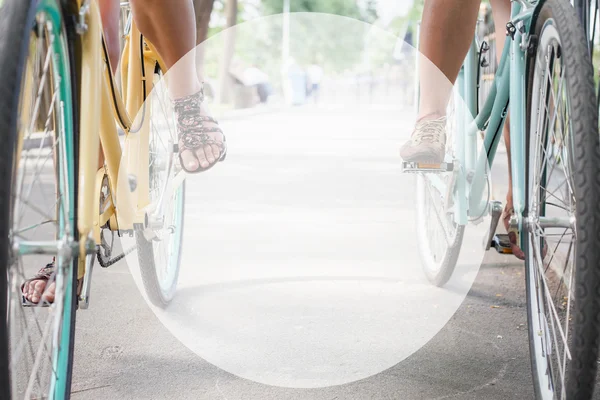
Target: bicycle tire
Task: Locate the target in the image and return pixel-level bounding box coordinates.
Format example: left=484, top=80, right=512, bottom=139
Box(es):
left=415, top=174, right=465, bottom=287
left=0, top=0, right=78, bottom=398
left=136, top=66, right=185, bottom=308
left=524, top=0, right=600, bottom=398
left=136, top=184, right=185, bottom=308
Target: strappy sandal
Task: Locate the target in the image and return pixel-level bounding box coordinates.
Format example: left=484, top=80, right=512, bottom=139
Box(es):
left=21, top=260, right=56, bottom=306
left=173, top=87, right=227, bottom=173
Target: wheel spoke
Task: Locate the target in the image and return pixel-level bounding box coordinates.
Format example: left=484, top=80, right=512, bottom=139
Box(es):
left=532, top=236, right=572, bottom=360
left=143, top=69, right=184, bottom=298
left=7, top=16, right=74, bottom=398
left=526, top=24, right=587, bottom=397
left=423, top=178, right=451, bottom=247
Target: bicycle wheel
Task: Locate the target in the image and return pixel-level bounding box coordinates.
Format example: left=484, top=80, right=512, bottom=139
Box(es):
left=525, top=0, right=600, bottom=398
left=136, top=66, right=185, bottom=308
left=416, top=175, right=464, bottom=286
left=415, top=106, right=465, bottom=287
left=0, top=0, right=77, bottom=398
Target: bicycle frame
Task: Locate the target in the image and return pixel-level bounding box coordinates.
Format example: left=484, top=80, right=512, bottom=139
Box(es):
left=427, top=1, right=538, bottom=232
left=76, top=0, right=166, bottom=273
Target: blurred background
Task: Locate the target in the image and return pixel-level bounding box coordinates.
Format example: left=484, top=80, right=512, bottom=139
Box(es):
left=70, top=2, right=550, bottom=398
left=191, top=0, right=422, bottom=112
left=188, top=0, right=525, bottom=115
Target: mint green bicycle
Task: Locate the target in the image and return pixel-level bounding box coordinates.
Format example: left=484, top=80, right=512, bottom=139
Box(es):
left=405, top=0, right=600, bottom=398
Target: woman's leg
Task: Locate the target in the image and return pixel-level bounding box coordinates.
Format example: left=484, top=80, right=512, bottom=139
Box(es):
left=490, top=0, right=511, bottom=200
left=23, top=0, right=223, bottom=303
left=130, top=0, right=222, bottom=171
left=400, top=0, right=481, bottom=162
left=489, top=0, right=524, bottom=258
left=99, top=0, right=120, bottom=74
left=130, top=0, right=201, bottom=96
left=417, top=0, right=481, bottom=119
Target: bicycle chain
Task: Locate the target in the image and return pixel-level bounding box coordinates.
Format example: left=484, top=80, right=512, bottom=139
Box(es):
left=95, top=174, right=140, bottom=268
left=96, top=227, right=137, bottom=268
left=96, top=244, right=137, bottom=268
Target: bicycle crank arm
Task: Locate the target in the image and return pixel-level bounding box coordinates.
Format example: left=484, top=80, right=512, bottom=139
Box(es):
left=484, top=200, right=503, bottom=250
left=80, top=241, right=137, bottom=308
left=78, top=252, right=95, bottom=310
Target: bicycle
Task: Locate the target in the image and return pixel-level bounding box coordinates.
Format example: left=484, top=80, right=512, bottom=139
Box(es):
left=404, top=0, right=600, bottom=398
left=0, top=0, right=185, bottom=398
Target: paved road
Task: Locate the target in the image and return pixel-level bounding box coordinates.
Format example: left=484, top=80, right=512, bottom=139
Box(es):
left=70, top=106, right=535, bottom=400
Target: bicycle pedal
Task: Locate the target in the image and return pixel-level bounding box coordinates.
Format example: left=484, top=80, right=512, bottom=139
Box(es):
left=21, top=296, right=51, bottom=308
left=491, top=233, right=514, bottom=255
left=484, top=201, right=503, bottom=250
left=402, top=161, right=454, bottom=173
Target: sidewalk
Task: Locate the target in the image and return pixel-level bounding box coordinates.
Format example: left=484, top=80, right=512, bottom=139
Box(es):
left=218, top=103, right=285, bottom=121
left=72, top=107, right=535, bottom=400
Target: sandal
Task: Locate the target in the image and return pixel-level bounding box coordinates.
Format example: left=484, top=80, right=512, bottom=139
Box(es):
left=173, top=87, right=227, bottom=173
left=21, top=260, right=56, bottom=307
left=21, top=260, right=84, bottom=307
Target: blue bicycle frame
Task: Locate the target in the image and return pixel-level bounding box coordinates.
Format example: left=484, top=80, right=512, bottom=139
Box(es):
left=426, top=1, right=539, bottom=233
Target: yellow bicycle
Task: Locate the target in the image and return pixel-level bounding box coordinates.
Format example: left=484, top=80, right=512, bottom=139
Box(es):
left=0, top=0, right=185, bottom=397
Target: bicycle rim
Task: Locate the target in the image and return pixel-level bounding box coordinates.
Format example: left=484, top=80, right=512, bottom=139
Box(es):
left=415, top=100, right=464, bottom=287
left=136, top=71, right=185, bottom=306
left=527, top=26, right=575, bottom=399
left=5, top=1, right=76, bottom=398
left=526, top=5, right=600, bottom=398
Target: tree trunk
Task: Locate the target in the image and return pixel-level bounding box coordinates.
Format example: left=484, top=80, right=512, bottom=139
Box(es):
left=218, top=0, right=238, bottom=104
left=193, top=0, right=215, bottom=75
left=193, top=0, right=214, bottom=44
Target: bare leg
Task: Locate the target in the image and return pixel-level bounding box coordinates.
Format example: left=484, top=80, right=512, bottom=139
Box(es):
left=99, top=0, right=120, bottom=74
left=130, top=0, right=224, bottom=172
left=401, top=0, right=481, bottom=163
left=490, top=0, right=524, bottom=258
left=23, top=0, right=223, bottom=303
left=97, top=0, right=120, bottom=172
left=418, top=0, right=481, bottom=119
left=130, top=0, right=202, bottom=97
left=489, top=0, right=513, bottom=211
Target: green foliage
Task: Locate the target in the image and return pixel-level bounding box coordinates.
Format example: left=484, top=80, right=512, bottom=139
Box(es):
left=242, top=0, right=381, bottom=74
left=405, top=0, right=425, bottom=22
left=202, top=0, right=384, bottom=87
left=386, top=0, right=422, bottom=41
left=261, top=0, right=378, bottom=23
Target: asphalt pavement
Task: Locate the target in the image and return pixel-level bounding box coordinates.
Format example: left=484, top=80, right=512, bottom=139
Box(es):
left=69, top=105, right=536, bottom=400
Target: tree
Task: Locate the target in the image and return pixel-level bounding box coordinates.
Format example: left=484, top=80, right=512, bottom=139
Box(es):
left=193, top=0, right=216, bottom=74
left=261, top=0, right=378, bottom=23
left=194, top=0, right=216, bottom=45
left=255, top=0, right=380, bottom=74
left=218, top=0, right=238, bottom=103
left=386, top=0, right=424, bottom=41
